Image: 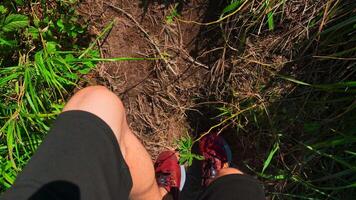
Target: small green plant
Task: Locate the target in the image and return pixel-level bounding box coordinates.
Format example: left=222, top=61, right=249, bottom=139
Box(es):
left=176, top=134, right=204, bottom=166
left=166, top=4, right=180, bottom=24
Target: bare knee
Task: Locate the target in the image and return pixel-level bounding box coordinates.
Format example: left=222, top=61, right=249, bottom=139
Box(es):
left=63, top=86, right=128, bottom=148
left=64, top=86, right=124, bottom=112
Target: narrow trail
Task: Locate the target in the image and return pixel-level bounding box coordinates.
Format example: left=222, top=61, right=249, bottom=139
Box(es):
left=79, top=0, right=211, bottom=157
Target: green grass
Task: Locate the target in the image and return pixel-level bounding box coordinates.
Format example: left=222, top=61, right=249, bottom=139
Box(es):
left=0, top=0, right=99, bottom=190
left=0, top=0, right=151, bottom=191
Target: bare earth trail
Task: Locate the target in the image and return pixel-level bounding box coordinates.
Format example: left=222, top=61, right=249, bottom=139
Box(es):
left=79, top=0, right=212, bottom=157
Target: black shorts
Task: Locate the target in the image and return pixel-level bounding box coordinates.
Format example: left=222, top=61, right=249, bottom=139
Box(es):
left=1, top=111, right=264, bottom=200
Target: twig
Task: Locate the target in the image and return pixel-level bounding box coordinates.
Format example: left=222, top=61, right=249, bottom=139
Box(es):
left=181, top=49, right=209, bottom=69
left=79, top=20, right=115, bottom=59
left=193, top=104, right=258, bottom=143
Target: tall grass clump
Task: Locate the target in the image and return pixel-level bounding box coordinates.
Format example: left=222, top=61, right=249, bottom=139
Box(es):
left=219, top=0, right=356, bottom=199
left=177, top=0, right=355, bottom=199
left=0, top=0, right=99, bottom=191
left=274, top=1, right=356, bottom=198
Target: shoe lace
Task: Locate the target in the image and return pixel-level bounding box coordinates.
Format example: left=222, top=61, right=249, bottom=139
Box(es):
left=202, top=158, right=217, bottom=178
left=202, top=152, right=228, bottom=183
left=156, top=172, right=175, bottom=187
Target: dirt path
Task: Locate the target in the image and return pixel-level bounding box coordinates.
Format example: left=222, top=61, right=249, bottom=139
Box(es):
left=79, top=0, right=212, bottom=157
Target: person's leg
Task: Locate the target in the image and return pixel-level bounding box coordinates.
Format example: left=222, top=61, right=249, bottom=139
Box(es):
left=63, top=86, right=165, bottom=200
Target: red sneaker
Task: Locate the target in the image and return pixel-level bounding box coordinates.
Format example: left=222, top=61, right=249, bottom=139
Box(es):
left=199, top=133, right=232, bottom=186
left=154, top=151, right=185, bottom=199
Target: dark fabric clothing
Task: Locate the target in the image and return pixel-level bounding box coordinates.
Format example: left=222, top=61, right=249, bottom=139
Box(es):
left=196, top=174, right=265, bottom=200
left=1, top=111, right=132, bottom=200
left=1, top=111, right=264, bottom=200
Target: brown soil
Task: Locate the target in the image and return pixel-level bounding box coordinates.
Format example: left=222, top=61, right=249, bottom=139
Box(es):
left=78, top=0, right=212, bottom=158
